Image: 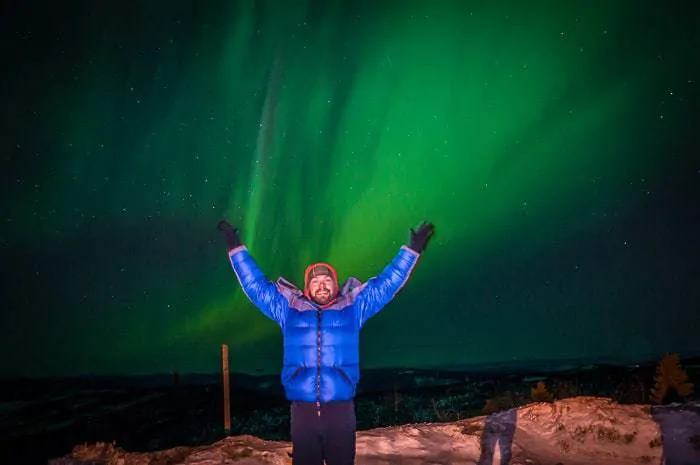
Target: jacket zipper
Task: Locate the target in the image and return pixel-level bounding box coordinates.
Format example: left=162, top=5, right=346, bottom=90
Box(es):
left=316, top=309, right=321, bottom=417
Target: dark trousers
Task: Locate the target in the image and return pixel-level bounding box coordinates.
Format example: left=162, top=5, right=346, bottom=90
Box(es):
left=290, top=400, right=356, bottom=465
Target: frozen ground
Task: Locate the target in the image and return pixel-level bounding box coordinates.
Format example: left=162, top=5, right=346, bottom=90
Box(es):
left=50, top=397, right=700, bottom=465
left=2, top=356, right=698, bottom=464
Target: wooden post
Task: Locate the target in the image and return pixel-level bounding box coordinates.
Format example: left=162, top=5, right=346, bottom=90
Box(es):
left=222, top=344, right=231, bottom=434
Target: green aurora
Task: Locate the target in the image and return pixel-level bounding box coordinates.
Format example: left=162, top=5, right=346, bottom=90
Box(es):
left=2, top=0, right=698, bottom=376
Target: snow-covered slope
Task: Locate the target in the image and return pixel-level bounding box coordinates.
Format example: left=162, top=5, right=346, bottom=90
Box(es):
left=50, top=396, right=700, bottom=465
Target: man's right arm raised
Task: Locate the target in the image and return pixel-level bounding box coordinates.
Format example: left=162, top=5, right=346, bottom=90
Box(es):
left=219, top=220, right=288, bottom=326
left=227, top=246, right=289, bottom=326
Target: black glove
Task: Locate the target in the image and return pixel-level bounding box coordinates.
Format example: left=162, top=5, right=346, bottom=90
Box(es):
left=408, top=221, right=435, bottom=254
left=218, top=220, right=242, bottom=250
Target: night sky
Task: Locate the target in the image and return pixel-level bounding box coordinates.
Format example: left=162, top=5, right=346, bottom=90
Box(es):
left=2, top=0, right=698, bottom=378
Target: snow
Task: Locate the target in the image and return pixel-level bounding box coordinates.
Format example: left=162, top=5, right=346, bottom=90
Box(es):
left=51, top=397, right=700, bottom=465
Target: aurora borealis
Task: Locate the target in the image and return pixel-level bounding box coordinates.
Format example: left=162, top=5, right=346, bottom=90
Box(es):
left=2, top=0, right=698, bottom=377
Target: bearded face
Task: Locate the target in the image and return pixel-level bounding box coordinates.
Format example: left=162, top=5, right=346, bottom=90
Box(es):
left=307, top=275, right=337, bottom=305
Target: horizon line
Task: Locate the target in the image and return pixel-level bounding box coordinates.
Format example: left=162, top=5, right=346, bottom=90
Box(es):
left=3, top=352, right=698, bottom=380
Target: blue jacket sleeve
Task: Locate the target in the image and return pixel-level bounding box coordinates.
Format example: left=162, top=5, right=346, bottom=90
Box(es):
left=355, top=245, right=420, bottom=327
left=227, top=245, right=289, bottom=326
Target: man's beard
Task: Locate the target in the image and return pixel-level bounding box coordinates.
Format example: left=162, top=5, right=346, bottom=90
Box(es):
left=313, top=290, right=332, bottom=305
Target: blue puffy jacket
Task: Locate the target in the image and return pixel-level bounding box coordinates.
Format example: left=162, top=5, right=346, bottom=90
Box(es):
left=227, top=245, right=420, bottom=404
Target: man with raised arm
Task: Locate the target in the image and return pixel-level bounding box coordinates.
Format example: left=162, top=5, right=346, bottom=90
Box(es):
left=218, top=219, right=435, bottom=465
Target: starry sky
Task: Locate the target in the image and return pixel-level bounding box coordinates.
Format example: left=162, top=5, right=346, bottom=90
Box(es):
left=1, top=0, right=698, bottom=378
